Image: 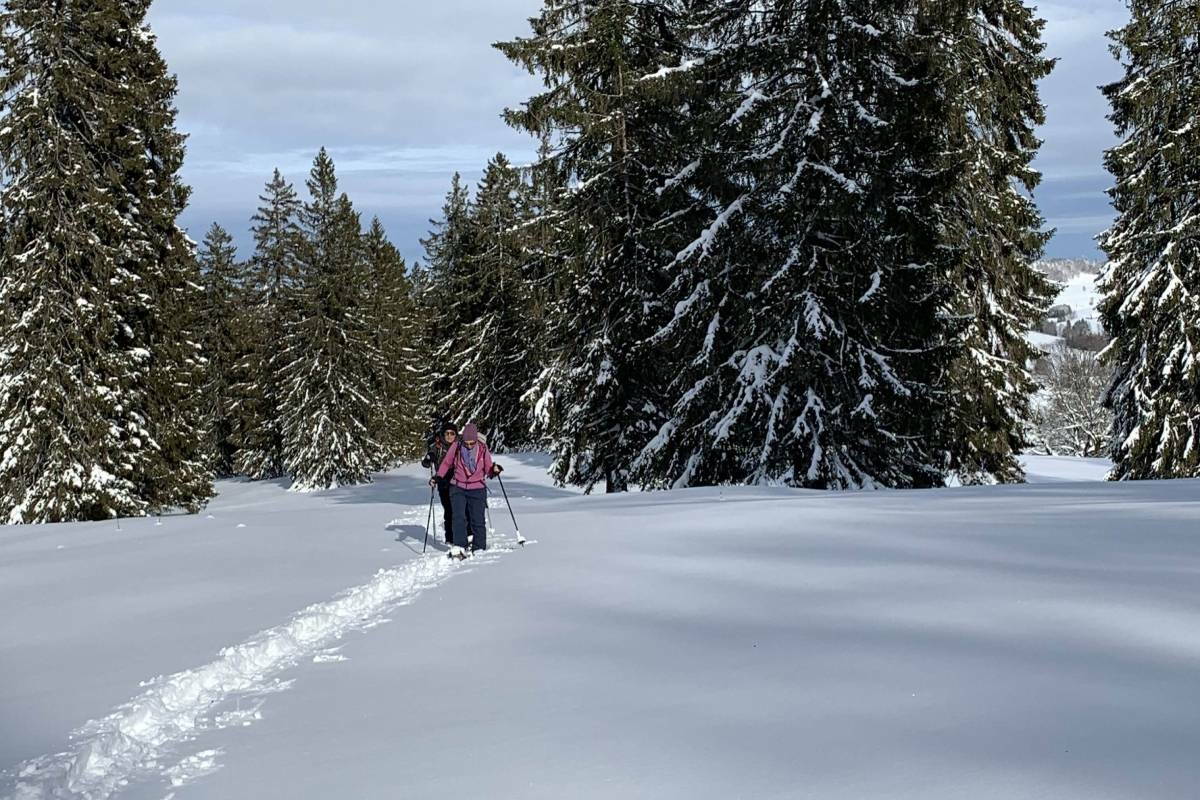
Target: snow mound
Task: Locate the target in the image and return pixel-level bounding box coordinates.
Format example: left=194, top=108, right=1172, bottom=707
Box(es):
left=1022, top=455, right=1112, bottom=483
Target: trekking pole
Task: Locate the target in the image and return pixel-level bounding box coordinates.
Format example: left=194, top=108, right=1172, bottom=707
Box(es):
left=422, top=470, right=436, bottom=552
left=496, top=475, right=526, bottom=546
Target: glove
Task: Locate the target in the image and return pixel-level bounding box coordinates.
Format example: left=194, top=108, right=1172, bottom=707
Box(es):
left=420, top=455, right=432, bottom=469
left=489, top=464, right=503, bottom=478
left=428, top=477, right=437, bottom=488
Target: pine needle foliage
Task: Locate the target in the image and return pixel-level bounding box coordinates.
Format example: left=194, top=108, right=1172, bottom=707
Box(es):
left=233, top=169, right=303, bottom=480
left=197, top=223, right=244, bottom=477
left=497, top=0, right=697, bottom=492
left=278, top=150, right=383, bottom=491
left=1099, top=0, right=1200, bottom=480
left=0, top=0, right=211, bottom=522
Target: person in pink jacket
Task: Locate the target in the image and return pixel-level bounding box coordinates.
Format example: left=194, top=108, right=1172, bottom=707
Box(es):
left=430, top=422, right=503, bottom=555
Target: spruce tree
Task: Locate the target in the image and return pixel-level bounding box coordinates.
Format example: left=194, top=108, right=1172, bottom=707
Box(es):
left=1099, top=0, right=1200, bottom=480
left=519, top=138, right=572, bottom=348
left=278, top=150, right=382, bottom=490
left=924, top=0, right=1058, bottom=485
left=363, top=217, right=422, bottom=465
left=448, top=153, right=537, bottom=450
left=513, top=139, right=573, bottom=449
left=197, top=224, right=243, bottom=477
left=419, top=173, right=475, bottom=420
left=634, top=0, right=954, bottom=489
left=0, top=0, right=211, bottom=522
left=497, top=0, right=694, bottom=491
left=233, top=170, right=302, bottom=480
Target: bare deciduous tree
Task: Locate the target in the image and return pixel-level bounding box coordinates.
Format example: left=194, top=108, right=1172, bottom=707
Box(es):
left=1032, top=344, right=1113, bottom=458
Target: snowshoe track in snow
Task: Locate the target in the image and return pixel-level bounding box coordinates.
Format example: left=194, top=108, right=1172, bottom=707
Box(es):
left=4, top=507, right=522, bottom=800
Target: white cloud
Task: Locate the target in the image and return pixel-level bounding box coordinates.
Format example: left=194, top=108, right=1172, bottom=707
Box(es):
left=1047, top=214, right=1115, bottom=235
left=186, top=145, right=537, bottom=178
left=1037, top=1, right=1127, bottom=46
left=152, top=0, right=1128, bottom=259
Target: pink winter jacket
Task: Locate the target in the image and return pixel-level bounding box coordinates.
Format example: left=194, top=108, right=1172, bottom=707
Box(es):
left=436, top=440, right=494, bottom=490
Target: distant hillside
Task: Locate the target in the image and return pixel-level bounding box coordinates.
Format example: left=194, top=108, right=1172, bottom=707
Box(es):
left=1030, top=258, right=1107, bottom=350
left=1034, top=258, right=1103, bottom=284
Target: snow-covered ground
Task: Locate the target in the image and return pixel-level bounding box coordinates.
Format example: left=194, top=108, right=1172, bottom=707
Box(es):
left=1025, top=329, right=1065, bottom=351
left=4, top=455, right=1199, bottom=799
left=1027, top=266, right=1103, bottom=353
left=1055, top=270, right=1103, bottom=330
left=1022, top=454, right=1113, bottom=482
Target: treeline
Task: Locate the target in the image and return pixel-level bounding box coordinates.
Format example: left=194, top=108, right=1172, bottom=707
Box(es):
left=197, top=152, right=424, bottom=491
left=429, top=0, right=1061, bottom=493
left=0, top=0, right=1195, bottom=524
left=427, top=0, right=1199, bottom=490
left=0, top=0, right=429, bottom=521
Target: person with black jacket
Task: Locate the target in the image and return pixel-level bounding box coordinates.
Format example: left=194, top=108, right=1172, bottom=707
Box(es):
left=420, top=421, right=459, bottom=546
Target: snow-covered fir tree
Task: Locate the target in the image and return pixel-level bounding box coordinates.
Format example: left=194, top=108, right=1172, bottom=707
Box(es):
left=925, top=0, right=1058, bottom=485
left=447, top=153, right=538, bottom=450
left=519, top=138, right=572, bottom=343
left=119, top=27, right=211, bottom=514
left=0, top=0, right=211, bottom=522
left=278, top=150, right=383, bottom=491
left=634, top=0, right=954, bottom=489
left=232, top=170, right=302, bottom=480
left=418, top=173, right=475, bottom=421
left=197, top=224, right=244, bottom=477
left=497, top=0, right=697, bottom=492
left=513, top=138, right=573, bottom=447
left=1099, top=0, right=1200, bottom=480
left=363, top=217, right=422, bottom=465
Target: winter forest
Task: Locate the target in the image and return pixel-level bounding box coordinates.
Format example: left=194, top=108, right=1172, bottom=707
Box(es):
left=0, top=0, right=1197, bottom=525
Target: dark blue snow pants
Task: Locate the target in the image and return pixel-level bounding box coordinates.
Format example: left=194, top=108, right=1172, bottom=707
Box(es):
left=450, top=486, right=487, bottom=550
left=436, top=477, right=454, bottom=544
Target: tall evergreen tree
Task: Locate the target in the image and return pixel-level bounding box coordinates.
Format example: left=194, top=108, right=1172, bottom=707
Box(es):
left=363, top=217, right=422, bottom=465
left=497, top=0, right=694, bottom=491
left=419, top=173, right=475, bottom=420
left=278, top=150, right=382, bottom=490
left=448, top=153, right=538, bottom=450
left=513, top=139, right=573, bottom=449
left=634, top=0, right=955, bottom=489
left=1099, top=0, right=1200, bottom=480
left=519, top=138, right=572, bottom=349
left=924, top=0, right=1058, bottom=485
left=197, top=224, right=243, bottom=477
left=123, top=19, right=212, bottom=513
left=0, top=0, right=211, bottom=522
left=233, top=170, right=302, bottom=480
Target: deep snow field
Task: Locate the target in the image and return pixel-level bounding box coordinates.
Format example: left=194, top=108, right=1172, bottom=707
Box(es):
left=3, top=455, right=1199, bottom=799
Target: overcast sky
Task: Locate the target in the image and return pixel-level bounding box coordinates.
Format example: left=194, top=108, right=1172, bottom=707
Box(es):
left=148, top=0, right=1129, bottom=265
